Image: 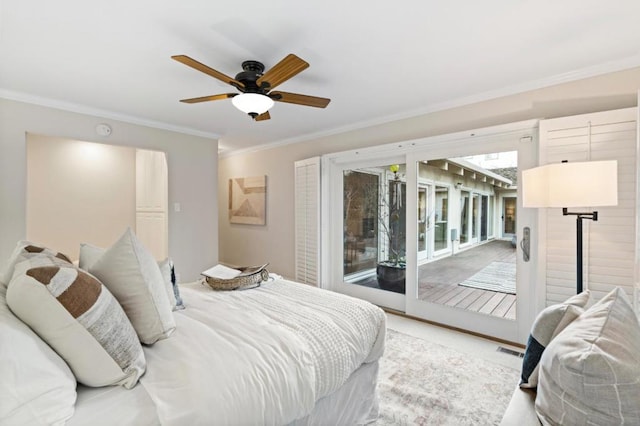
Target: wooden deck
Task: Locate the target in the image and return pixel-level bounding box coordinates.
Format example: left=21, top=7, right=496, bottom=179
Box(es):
left=350, top=239, right=518, bottom=320
left=420, top=284, right=517, bottom=320
left=418, top=240, right=517, bottom=320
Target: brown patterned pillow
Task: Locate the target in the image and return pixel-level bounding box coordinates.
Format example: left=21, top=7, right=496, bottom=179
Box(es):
left=1, top=241, right=72, bottom=284
left=6, top=256, right=146, bottom=389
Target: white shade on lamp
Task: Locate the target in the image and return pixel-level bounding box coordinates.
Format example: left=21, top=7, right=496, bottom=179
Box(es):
left=521, top=159, right=618, bottom=294
left=231, top=93, right=274, bottom=116
left=522, top=160, right=618, bottom=208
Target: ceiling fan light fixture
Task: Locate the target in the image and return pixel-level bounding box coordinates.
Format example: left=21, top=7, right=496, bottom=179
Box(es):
left=231, top=93, right=274, bottom=116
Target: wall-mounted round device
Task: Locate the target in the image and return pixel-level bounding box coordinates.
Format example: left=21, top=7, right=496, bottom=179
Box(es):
left=95, top=123, right=112, bottom=137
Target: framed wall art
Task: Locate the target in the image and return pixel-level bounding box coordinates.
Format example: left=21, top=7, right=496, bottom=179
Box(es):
left=228, top=175, right=267, bottom=225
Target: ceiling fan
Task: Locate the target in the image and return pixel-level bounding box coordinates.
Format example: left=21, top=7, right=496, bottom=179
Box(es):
left=171, top=53, right=330, bottom=121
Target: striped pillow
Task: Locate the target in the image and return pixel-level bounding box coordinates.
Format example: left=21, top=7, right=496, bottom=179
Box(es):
left=6, top=256, right=146, bottom=389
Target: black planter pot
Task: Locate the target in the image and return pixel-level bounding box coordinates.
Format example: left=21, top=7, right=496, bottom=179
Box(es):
left=376, top=262, right=406, bottom=294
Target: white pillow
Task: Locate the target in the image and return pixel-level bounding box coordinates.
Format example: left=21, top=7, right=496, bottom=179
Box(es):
left=536, top=287, right=640, bottom=425
left=0, top=284, right=77, bottom=425
left=80, top=243, right=183, bottom=311
left=78, top=242, right=105, bottom=270
left=89, top=228, right=176, bottom=344
left=7, top=255, right=146, bottom=389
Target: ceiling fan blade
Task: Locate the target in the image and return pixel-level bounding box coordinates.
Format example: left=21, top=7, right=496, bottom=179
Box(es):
left=256, top=54, right=309, bottom=90
left=270, top=91, right=331, bottom=108
left=172, top=55, right=244, bottom=89
left=254, top=111, right=271, bottom=121
left=179, top=93, right=237, bottom=104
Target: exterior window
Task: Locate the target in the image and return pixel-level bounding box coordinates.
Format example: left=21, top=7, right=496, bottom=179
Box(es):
left=460, top=191, right=470, bottom=244
left=434, top=186, right=448, bottom=251
left=503, top=197, right=516, bottom=235
left=342, top=166, right=407, bottom=294
left=343, top=171, right=379, bottom=276
left=418, top=187, right=428, bottom=252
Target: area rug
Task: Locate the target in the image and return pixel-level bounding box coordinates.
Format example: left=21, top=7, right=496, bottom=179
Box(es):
left=375, top=329, right=519, bottom=425
left=458, top=261, right=516, bottom=294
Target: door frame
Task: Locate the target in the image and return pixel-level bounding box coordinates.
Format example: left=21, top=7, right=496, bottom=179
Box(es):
left=323, top=154, right=406, bottom=312
left=417, top=183, right=430, bottom=262
left=321, top=120, right=540, bottom=343
left=404, top=130, right=538, bottom=344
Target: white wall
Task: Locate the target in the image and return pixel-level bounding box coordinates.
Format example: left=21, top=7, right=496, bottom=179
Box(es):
left=26, top=135, right=137, bottom=260
left=218, top=67, right=640, bottom=279
left=0, top=98, right=218, bottom=281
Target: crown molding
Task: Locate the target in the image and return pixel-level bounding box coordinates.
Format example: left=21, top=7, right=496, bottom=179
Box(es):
left=0, top=88, right=220, bottom=140
left=220, top=55, right=640, bottom=158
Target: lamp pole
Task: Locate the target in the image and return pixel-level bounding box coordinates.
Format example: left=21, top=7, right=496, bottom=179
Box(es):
left=562, top=208, right=598, bottom=294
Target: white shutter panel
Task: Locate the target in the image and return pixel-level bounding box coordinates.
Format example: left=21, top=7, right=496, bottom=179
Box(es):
left=539, top=108, right=637, bottom=307
left=294, top=157, right=321, bottom=286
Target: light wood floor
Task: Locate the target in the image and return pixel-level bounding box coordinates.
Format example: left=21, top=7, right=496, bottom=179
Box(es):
left=418, top=240, right=517, bottom=320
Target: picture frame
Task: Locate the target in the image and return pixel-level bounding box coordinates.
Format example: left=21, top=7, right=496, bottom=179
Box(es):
left=228, top=175, right=267, bottom=225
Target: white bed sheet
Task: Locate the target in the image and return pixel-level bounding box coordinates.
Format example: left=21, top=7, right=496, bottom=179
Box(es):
left=71, top=279, right=385, bottom=425
left=68, top=384, right=159, bottom=426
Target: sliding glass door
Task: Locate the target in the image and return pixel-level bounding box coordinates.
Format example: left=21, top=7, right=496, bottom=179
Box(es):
left=323, top=121, right=538, bottom=342
left=405, top=142, right=536, bottom=343
left=334, top=161, right=407, bottom=311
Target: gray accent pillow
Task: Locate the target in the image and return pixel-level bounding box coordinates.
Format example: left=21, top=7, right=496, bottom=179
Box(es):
left=81, top=242, right=184, bottom=310
left=520, top=290, right=590, bottom=388
left=536, top=287, right=640, bottom=425
left=89, top=228, right=175, bottom=345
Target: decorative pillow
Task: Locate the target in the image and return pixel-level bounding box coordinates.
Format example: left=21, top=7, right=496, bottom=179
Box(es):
left=0, top=284, right=77, bottom=425
left=1, top=240, right=72, bottom=284
left=159, top=258, right=185, bottom=311
left=536, top=287, right=640, bottom=425
left=89, top=228, right=175, bottom=344
left=520, top=290, right=590, bottom=388
left=6, top=256, right=146, bottom=389
left=78, top=242, right=105, bottom=270
left=81, top=242, right=184, bottom=311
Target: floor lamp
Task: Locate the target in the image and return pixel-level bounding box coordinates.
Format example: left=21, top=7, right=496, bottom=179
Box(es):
left=522, top=160, right=618, bottom=294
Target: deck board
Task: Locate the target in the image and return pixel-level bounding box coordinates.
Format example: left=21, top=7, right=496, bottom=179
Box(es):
left=418, top=240, right=517, bottom=320
left=352, top=240, right=518, bottom=320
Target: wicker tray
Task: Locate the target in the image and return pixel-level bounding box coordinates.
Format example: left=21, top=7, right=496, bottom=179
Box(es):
left=204, top=264, right=269, bottom=291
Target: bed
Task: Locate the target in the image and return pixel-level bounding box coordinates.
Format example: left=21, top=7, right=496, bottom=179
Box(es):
left=0, top=235, right=386, bottom=426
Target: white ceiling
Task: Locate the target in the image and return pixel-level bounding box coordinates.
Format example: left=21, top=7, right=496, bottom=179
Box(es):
left=2, top=1, right=640, bottom=154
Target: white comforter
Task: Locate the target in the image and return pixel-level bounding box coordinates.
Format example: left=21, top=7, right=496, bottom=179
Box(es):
left=139, top=278, right=386, bottom=425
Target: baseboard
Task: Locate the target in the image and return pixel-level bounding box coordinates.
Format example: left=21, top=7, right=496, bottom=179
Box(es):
left=382, top=307, right=526, bottom=349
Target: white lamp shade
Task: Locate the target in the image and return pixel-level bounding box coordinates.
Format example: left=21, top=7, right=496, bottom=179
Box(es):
left=231, top=93, right=274, bottom=115
left=522, top=160, right=618, bottom=208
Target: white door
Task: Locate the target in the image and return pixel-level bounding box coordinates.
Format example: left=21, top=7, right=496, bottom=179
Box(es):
left=135, top=149, right=168, bottom=260
left=326, top=156, right=406, bottom=312
left=404, top=131, right=538, bottom=344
